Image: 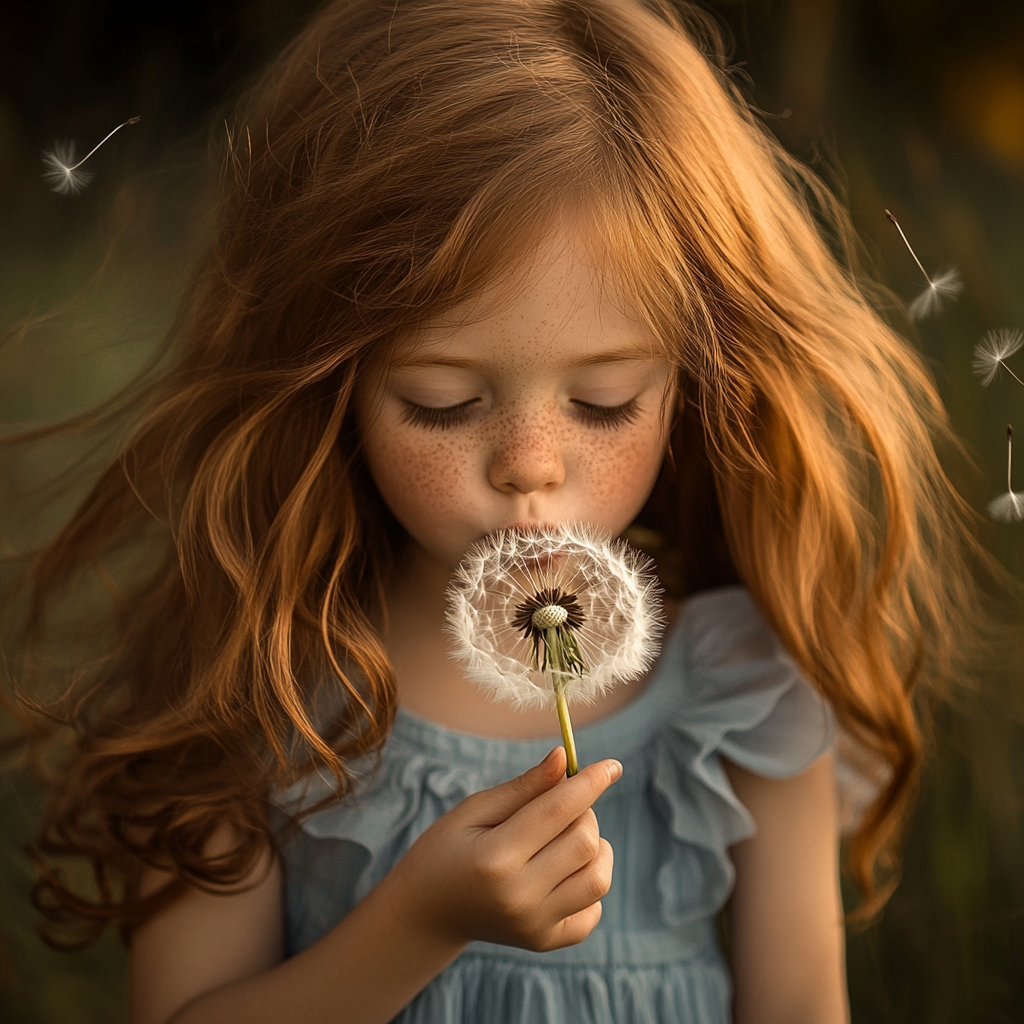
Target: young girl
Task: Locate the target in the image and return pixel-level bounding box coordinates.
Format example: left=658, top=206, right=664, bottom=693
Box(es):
left=8, top=1, right=990, bottom=1022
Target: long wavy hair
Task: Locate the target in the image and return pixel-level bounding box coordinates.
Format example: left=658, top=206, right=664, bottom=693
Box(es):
left=2, top=0, right=994, bottom=943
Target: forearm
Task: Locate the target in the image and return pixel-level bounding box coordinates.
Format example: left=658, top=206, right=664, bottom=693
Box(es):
left=167, top=878, right=465, bottom=1024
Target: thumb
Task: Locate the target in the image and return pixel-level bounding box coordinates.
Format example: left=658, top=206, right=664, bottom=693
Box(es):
left=463, top=746, right=567, bottom=826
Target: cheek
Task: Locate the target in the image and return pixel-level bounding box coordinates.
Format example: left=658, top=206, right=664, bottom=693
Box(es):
left=572, top=422, right=667, bottom=519
left=363, top=424, right=477, bottom=527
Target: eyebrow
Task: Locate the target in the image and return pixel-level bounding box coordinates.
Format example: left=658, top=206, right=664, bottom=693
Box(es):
left=394, top=345, right=663, bottom=371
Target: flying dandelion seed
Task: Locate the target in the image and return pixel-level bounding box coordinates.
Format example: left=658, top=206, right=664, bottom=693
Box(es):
left=908, top=269, right=964, bottom=320
left=990, top=492, right=1024, bottom=522
left=988, top=425, right=1024, bottom=524
left=41, top=116, right=141, bottom=196
left=973, top=328, right=1024, bottom=388
left=445, top=522, right=663, bottom=776
left=41, top=141, right=94, bottom=196
left=884, top=210, right=963, bottom=319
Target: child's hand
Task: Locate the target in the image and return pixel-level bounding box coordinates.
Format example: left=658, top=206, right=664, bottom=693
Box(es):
left=379, top=746, right=620, bottom=953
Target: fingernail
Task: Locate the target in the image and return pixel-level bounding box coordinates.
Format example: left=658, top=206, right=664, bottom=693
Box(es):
left=541, top=747, right=560, bottom=769
left=608, top=760, right=623, bottom=781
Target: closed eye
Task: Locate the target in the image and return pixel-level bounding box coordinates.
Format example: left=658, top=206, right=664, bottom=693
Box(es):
left=400, top=398, right=480, bottom=430
left=570, top=397, right=641, bottom=429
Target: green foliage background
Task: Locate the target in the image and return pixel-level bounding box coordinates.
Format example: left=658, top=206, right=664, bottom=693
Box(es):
left=1, top=0, right=1022, bottom=1020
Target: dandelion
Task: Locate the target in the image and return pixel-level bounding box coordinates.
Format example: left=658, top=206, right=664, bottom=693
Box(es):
left=42, top=116, right=141, bottom=196
left=974, top=334, right=1024, bottom=520
left=973, top=328, right=1024, bottom=388
left=445, top=521, right=663, bottom=775
left=884, top=209, right=963, bottom=319
left=988, top=425, right=1024, bottom=523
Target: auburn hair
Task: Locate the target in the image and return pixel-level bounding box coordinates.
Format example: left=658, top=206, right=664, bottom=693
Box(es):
left=2, top=0, right=991, bottom=943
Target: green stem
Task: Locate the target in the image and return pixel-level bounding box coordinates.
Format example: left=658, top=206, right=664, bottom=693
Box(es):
left=555, top=679, right=578, bottom=777
left=545, top=627, right=579, bottom=777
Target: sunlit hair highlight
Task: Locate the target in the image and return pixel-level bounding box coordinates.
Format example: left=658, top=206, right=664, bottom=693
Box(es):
left=3, top=0, right=993, bottom=942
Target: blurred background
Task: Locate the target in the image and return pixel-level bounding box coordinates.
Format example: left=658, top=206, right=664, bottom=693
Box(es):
left=1, top=0, right=1023, bottom=1020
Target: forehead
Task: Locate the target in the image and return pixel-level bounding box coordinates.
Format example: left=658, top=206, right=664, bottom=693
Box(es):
left=393, top=228, right=665, bottom=371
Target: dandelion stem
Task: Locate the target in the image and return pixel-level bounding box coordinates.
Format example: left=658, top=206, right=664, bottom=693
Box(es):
left=1003, top=364, right=1024, bottom=390
left=1008, top=425, right=1014, bottom=495
left=554, top=681, right=579, bottom=777
left=65, top=116, right=141, bottom=171
left=885, top=209, right=933, bottom=287
left=545, top=627, right=579, bottom=777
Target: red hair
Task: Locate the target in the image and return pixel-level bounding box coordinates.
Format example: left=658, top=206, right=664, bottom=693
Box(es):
left=2, top=0, right=995, bottom=942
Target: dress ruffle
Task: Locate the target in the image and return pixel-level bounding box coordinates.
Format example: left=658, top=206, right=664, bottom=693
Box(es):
left=646, top=588, right=835, bottom=928
left=274, top=586, right=835, bottom=1023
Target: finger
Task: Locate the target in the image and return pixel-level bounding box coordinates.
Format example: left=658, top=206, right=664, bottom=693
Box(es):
left=455, top=746, right=567, bottom=828
left=540, top=898, right=604, bottom=952
left=542, top=837, right=614, bottom=925
left=524, top=809, right=601, bottom=892
left=495, top=758, right=621, bottom=853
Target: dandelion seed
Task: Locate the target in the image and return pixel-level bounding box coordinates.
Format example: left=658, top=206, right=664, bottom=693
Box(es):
left=41, top=116, right=141, bottom=196
left=990, top=492, right=1024, bottom=522
left=973, top=328, right=1024, bottom=388
left=41, top=141, right=94, bottom=195
left=884, top=209, right=963, bottom=319
left=908, top=268, right=964, bottom=320
left=445, top=521, right=663, bottom=775
left=988, top=425, right=1024, bottom=524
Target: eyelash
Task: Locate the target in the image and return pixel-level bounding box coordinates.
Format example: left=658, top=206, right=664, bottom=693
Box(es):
left=400, top=399, right=479, bottom=430
left=400, top=397, right=642, bottom=431
left=571, top=398, right=641, bottom=430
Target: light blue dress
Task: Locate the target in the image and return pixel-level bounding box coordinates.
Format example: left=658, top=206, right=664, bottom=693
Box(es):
left=274, top=586, right=834, bottom=1023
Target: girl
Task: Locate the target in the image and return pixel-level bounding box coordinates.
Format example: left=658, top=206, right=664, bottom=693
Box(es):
left=6, top=1, right=989, bottom=1022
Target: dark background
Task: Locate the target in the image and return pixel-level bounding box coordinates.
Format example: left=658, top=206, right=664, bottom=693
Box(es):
left=1, top=1, right=1023, bottom=1021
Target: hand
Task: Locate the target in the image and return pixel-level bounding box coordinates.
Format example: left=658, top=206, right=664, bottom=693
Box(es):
left=379, top=746, right=620, bottom=953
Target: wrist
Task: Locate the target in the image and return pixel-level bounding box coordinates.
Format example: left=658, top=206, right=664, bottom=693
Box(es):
left=370, top=866, right=468, bottom=963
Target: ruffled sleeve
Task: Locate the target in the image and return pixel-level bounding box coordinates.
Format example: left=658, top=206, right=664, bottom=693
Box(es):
left=647, top=587, right=834, bottom=927
left=275, top=748, right=487, bottom=895
left=273, top=723, right=529, bottom=954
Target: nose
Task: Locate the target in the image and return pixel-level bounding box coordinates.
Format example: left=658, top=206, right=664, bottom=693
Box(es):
left=488, top=418, right=566, bottom=495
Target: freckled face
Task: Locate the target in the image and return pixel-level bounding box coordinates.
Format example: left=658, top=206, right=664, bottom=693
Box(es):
left=355, top=233, right=676, bottom=570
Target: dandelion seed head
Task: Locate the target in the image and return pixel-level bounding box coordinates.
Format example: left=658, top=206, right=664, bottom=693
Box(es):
left=908, top=268, right=963, bottom=320
left=531, top=604, right=568, bottom=629
left=42, top=142, right=95, bottom=196
left=988, top=491, right=1024, bottom=523
left=445, top=521, right=664, bottom=710
left=973, top=328, right=1024, bottom=386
